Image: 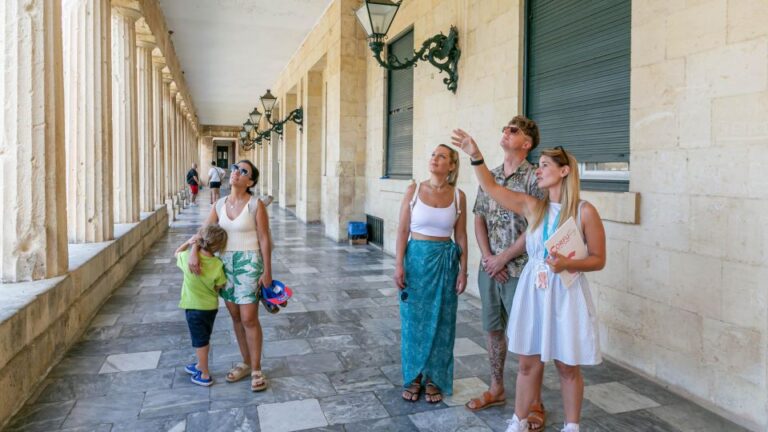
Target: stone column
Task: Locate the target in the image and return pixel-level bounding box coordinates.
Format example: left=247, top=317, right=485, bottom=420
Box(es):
left=162, top=73, right=175, bottom=217
left=110, top=2, right=141, bottom=223
left=62, top=0, right=113, bottom=243
left=135, top=32, right=154, bottom=213
left=0, top=0, right=68, bottom=281
left=151, top=55, right=165, bottom=207
left=168, top=82, right=179, bottom=210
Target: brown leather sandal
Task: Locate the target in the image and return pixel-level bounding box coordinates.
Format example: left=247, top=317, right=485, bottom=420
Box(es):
left=465, top=391, right=506, bottom=412
left=401, top=381, right=421, bottom=402
left=528, top=401, right=546, bottom=431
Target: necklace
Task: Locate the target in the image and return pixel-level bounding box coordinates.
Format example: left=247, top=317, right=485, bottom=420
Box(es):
left=227, top=196, right=248, bottom=209
left=429, top=180, right=448, bottom=191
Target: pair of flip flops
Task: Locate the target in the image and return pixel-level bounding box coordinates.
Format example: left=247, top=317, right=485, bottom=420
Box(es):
left=260, top=280, right=292, bottom=314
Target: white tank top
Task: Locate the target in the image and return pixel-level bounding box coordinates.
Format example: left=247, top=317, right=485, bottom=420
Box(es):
left=215, top=196, right=260, bottom=251
left=409, top=182, right=461, bottom=238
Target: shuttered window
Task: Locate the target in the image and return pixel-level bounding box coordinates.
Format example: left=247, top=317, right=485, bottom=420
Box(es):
left=525, top=0, right=631, bottom=173
left=386, top=30, right=414, bottom=178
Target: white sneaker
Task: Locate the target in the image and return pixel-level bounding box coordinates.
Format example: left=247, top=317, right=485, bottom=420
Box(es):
left=504, top=415, right=528, bottom=432
left=561, top=423, right=580, bottom=432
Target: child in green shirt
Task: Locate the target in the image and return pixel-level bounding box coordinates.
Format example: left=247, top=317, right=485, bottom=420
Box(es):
left=175, top=224, right=228, bottom=386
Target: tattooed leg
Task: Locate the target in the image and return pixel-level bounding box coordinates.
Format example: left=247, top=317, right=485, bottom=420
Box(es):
left=487, top=330, right=507, bottom=395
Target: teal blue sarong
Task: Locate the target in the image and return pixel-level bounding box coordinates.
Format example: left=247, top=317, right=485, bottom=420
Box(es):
left=400, top=239, right=461, bottom=395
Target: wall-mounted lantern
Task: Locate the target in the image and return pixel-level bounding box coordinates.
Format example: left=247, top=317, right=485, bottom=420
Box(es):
left=355, top=0, right=461, bottom=93
left=239, top=89, right=303, bottom=150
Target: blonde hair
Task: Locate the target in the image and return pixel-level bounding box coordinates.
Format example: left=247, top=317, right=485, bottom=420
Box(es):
left=528, top=147, right=580, bottom=232
left=196, top=224, right=228, bottom=254
left=438, top=144, right=460, bottom=186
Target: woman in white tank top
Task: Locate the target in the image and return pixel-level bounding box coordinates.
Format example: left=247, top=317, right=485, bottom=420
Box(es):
left=452, top=129, right=607, bottom=432
left=187, top=159, right=275, bottom=393
left=394, top=144, right=468, bottom=404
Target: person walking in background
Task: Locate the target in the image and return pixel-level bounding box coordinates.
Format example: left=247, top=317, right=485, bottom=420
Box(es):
left=394, top=144, right=468, bottom=404
left=208, top=161, right=226, bottom=205
left=465, top=116, right=547, bottom=431
left=451, top=130, right=606, bottom=432
left=186, top=163, right=201, bottom=206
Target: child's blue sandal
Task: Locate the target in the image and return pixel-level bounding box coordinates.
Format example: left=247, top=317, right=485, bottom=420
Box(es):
left=184, top=363, right=200, bottom=375
left=191, top=370, right=213, bottom=387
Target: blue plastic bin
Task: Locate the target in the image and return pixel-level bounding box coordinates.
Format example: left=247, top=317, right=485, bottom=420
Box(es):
left=347, top=221, right=368, bottom=239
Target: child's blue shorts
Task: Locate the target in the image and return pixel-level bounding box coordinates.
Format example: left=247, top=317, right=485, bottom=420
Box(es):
left=185, top=309, right=218, bottom=348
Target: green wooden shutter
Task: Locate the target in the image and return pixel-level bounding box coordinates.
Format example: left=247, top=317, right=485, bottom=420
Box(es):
left=386, top=30, right=414, bottom=178
left=526, top=0, right=631, bottom=164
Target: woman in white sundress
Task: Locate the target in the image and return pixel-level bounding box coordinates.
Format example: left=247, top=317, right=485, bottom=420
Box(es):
left=187, top=159, right=274, bottom=392
left=451, top=130, right=606, bottom=432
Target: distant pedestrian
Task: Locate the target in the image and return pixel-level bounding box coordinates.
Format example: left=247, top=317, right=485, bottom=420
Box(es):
left=186, top=163, right=201, bottom=206
left=208, top=161, right=226, bottom=204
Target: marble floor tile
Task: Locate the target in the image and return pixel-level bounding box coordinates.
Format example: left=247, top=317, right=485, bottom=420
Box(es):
left=443, top=377, right=491, bottom=407
left=408, top=406, right=493, bottom=432
left=186, top=406, right=261, bottom=432
left=89, top=313, right=119, bottom=328
left=62, top=392, right=145, bottom=429
left=108, top=368, right=175, bottom=393
left=257, top=399, right=328, bottom=432
left=453, top=337, right=487, bottom=357
left=6, top=400, right=75, bottom=432
left=319, top=391, right=390, bottom=425
left=329, top=366, right=395, bottom=394
left=344, top=415, right=419, bottom=432
left=288, top=352, right=345, bottom=376
left=50, top=356, right=107, bottom=377
left=140, top=386, right=210, bottom=419
left=35, top=375, right=113, bottom=403
left=263, top=338, right=312, bottom=358
left=98, top=350, right=162, bottom=374
left=647, top=402, right=752, bottom=432
left=110, top=415, right=187, bottom=432
left=363, top=275, right=392, bottom=282
left=270, top=373, right=337, bottom=402
left=289, top=266, right=319, bottom=274
left=308, top=334, right=360, bottom=353
left=584, top=381, right=661, bottom=414
left=209, top=378, right=275, bottom=410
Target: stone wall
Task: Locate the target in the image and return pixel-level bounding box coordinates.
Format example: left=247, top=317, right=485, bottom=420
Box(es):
left=591, top=1, right=767, bottom=429
left=0, top=208, right=169, bottom=428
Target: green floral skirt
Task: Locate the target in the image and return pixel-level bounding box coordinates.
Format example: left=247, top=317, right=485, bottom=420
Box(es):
left=220, top=250, right=264, bottom=304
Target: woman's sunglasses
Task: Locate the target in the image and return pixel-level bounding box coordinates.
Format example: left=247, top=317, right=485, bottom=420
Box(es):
left=230, top=165, right=250, bottom=177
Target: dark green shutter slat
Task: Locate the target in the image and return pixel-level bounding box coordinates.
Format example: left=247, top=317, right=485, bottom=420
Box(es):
left=387, top=30, right=414, bottom=178
left=526, top=0, right=630, bottom=164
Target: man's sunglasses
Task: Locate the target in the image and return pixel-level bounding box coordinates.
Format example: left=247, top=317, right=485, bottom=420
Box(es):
left=230, top=165, right=250, bottom=176
left=501, top=125, right=522, bottom=135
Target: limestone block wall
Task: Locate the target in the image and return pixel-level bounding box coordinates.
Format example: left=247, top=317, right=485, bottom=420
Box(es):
left=363, top=0, right=526, bottom=297
left=270, top=0, right=367, bottom=237
left=588, top=2, right=768, bottom=429
left=0, top=208, right=168, bottom=428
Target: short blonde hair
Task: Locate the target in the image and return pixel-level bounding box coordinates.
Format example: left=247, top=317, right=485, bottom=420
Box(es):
left=196, top=224, right=228, bottom=254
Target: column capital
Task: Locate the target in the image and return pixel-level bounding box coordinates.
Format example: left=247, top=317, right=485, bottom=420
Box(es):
left=152, top=53, right=167, bottom=68
left=111, top=0, right=142, bottom=21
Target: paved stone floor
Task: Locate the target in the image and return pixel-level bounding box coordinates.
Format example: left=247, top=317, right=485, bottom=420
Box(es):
left=6, top=191, right=750, bottom=432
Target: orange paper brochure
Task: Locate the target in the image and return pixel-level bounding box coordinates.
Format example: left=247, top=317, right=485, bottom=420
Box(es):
left=544, top=216, right=588, bottom=287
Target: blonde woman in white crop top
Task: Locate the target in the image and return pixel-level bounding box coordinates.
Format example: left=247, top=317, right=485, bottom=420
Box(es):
left=187, top=159, right=274, bottom=393
left=394, top=144, right=468, bottom=405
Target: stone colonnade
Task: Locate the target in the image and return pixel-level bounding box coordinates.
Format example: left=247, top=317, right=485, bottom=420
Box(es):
left=0, top=0, right=200, bottom=283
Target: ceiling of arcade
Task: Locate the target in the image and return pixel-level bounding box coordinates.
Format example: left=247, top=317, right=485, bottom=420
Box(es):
left=158, top=0, right=334, bottom=126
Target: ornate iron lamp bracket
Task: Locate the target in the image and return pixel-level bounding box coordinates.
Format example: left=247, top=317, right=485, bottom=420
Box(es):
left=265, top=107, right=304, bottom=135
left=369, top=26, right=461, bottom=93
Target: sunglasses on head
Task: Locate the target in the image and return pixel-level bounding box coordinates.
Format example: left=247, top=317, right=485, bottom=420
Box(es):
left=553, top=145, right=570, bottom=162
left=501, top=125, right=521, bottom=135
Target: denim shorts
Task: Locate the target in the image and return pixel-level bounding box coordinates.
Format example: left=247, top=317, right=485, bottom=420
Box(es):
left=185, top=309, right=218, bottom=348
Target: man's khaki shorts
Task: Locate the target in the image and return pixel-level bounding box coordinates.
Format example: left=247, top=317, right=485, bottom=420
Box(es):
left=477, top=268, right=519, bottom=332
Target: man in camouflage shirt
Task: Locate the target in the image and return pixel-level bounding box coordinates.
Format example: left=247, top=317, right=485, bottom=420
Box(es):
left=466, top=115, right=546, bottom=427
